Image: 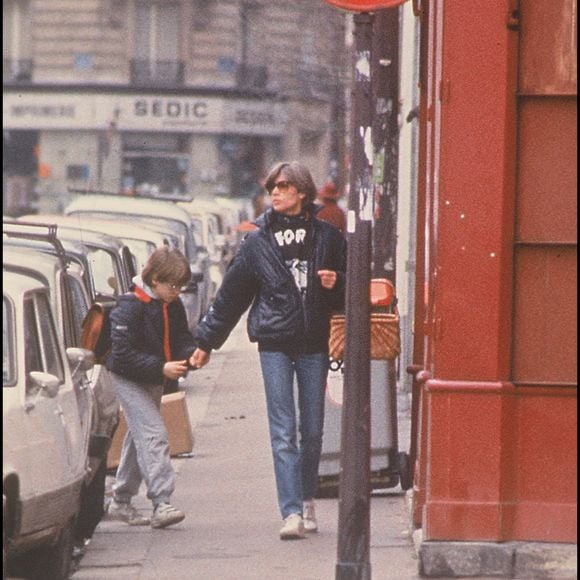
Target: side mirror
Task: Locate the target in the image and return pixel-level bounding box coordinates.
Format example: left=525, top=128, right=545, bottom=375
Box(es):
left=67, top=347, right=96, bottom=374
left=190, top=266, right=204, bottom=284
left=28, top=371, right=61, bottom=398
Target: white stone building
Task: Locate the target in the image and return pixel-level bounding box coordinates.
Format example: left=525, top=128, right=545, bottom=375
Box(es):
left=3, top=0, right=349, bottom=214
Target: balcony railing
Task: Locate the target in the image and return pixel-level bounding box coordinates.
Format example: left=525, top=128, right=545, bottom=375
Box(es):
left=130, top=60, right=185, bottom=87
left=236, top=64, right=268, bottom=93
left=3, top=59, right=33, bottom=83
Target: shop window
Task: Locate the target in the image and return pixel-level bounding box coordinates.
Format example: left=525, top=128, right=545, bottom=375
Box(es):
left=67, top=164, right=90, bottom=181
left=123, top=134, right=189, bottom=196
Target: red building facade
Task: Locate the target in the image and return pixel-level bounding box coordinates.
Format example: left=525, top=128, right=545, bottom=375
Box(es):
left=411, top=0, right=577, bottom=544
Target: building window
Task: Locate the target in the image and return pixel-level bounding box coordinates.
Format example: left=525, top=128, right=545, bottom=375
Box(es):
left=3, top=0, right=33, bottom=82
left=132, top=1, right=183, bottom=86
left=237, top=3, right=268, bottom=92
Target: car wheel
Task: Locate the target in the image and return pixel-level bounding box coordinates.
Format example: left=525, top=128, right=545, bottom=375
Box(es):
left=25, top=515, right=76, bottom=579
left=398, top=451, right=412, bottom=491
left=75, top=458, right=107, bottom=544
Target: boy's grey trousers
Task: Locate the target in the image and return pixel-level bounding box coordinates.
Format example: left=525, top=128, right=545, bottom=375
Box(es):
left=110, top=372, right=175, bottom=507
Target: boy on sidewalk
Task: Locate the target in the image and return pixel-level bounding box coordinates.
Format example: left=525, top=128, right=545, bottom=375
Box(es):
left=106, top=247, right=197, bottom=529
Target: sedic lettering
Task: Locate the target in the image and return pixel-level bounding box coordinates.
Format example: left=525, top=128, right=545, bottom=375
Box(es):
left=134, top=99, right=208, bottom=120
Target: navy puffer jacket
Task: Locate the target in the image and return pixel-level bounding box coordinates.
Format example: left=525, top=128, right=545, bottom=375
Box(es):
left=195, top=207, right=347, bottom=354
left=107, top=285, right=197, bottom=386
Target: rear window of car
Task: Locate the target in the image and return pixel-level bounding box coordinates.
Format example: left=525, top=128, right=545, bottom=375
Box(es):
left=3, top=297, right=16, bottom=387
left=23, top=292, right=65, bottom=396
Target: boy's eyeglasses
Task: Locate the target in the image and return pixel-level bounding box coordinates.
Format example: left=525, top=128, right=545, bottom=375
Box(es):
left=267, top=180, right=294, bottom=194
left=162, top=282, right=187, bottom=292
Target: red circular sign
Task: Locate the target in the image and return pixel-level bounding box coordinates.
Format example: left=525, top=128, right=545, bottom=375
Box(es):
left=323, top=0, right=408, bottom=10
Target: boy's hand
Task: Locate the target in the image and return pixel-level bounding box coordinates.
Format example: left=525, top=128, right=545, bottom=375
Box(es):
left=318, top=269, right=337, bottom=290
left=190, top=348, right=211, bottom=369
left=163, top=360, right=188, bottom=380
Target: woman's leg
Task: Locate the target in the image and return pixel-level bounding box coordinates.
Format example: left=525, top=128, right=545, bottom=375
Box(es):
left=259, top=351, right=303, bottom=519
left=295, top=353, right=328, bottom=501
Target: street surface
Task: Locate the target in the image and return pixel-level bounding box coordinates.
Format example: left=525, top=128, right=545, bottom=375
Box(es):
left=72, top=318, right=420, bottom=580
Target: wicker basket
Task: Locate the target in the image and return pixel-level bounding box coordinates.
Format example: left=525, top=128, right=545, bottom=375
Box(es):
left=329, top=309, right=401, bottom=361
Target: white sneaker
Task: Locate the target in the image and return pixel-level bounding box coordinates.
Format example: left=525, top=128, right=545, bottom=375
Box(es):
left=303, top=500, right=318, bottom=533
left=279, top=513, right=305, bottom=540
left=150, top=503, right=185, bottom=529
left=106, top=500, right=150, bottom=526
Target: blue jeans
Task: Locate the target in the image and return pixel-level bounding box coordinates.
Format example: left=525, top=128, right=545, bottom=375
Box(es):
left=259, top=351, right=328, bottom=519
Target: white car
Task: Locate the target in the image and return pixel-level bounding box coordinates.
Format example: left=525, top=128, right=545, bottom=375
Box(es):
left=3, top=222, right=120, bottom=547
left=3, top=269, right=94, bottom=579
left=65, top=193, right=207, bottom=332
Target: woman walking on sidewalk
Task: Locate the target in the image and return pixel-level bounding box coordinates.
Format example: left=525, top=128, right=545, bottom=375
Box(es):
left=192, top=161, right=347, bottom=540
left=106, top=247, right=197, bottom=529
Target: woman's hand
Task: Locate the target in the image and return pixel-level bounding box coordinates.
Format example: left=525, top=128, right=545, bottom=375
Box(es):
left=190, top=348, right=211, bottom=369
left=163, top=360, right=189, bottom=380
left=318, top=269, right=337, bottom=290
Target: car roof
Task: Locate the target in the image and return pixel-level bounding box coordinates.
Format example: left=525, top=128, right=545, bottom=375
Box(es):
left=3, top=268, right=49, bottom=298
left=19, top=214, right=171, bottom=247
left=65, top=194, right=193, bottom=227
left=3, top=247, right=66, bottom=287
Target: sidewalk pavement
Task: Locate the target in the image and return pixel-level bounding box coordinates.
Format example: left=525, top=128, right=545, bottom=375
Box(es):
left=72, top=320, right=420, bottom=580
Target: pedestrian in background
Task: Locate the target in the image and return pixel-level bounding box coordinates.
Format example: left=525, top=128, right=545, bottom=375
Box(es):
left=192, top=161, right=347, bottom=540
left=106, top=247, right=196, bottom=529
left=316, top=181, right=347, bottom=235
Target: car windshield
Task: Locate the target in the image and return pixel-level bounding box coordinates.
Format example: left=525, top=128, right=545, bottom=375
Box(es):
left=3, top=297, right=15, bottom=386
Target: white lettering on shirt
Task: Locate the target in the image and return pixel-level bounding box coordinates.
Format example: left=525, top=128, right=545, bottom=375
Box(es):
left=274, top=228, right=307, bottom=246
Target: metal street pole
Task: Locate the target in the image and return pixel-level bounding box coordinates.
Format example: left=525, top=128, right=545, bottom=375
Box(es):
left=336, top=11, right=374, bottom=580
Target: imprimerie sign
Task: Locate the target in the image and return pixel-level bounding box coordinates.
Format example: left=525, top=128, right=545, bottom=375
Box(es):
left=3, top=92, right=287, bottom=136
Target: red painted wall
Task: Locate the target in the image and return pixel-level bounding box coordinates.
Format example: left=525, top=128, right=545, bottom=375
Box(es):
left=414, top=0, right=577, bottom=543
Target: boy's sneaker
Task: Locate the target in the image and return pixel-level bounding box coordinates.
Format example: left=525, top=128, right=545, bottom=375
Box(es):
left=279, top=513, right=305, bottom=540
left=303, top=500, right=318, bottom=533
left=106, top=500, right=150, bottom=526
left=151, top=503, right=186, bottom=529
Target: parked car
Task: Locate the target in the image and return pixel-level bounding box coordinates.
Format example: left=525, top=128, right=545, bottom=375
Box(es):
left=178, top=201, right=230, bottom=300
left=3, top=267, right=94, bottom=578
left=181, top=197, right=235, bottom=266
left=20, top=214, right=177, bottom=276
left=65, top=193, right=209, bottom=330
left=3, top=222, right=120, bottom=547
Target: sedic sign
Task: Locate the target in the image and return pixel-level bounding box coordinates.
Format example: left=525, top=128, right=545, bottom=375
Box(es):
left=3, top=92, right=287, bottom=136
left=323, top=0, right=408, bottom=10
